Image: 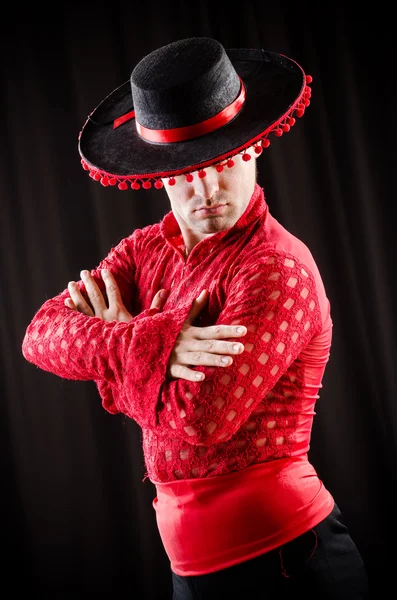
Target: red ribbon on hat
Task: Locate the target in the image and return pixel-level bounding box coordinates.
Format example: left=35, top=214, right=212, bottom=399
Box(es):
left=113, top=79, right=246, bottom=143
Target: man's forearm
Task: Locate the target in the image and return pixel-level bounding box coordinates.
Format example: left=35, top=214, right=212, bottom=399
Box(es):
left=22, top=285, right=188, bottom=380
left=22, top=286, right=196, bottom=430
left=23, top=287, right=146, bottom=380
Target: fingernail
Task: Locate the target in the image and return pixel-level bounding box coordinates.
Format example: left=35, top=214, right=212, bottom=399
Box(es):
left=160, top=289, right=168, bottom=298
left=236, top=327, right=246, bottom=333
left=81, top=270, right=88, bottom=278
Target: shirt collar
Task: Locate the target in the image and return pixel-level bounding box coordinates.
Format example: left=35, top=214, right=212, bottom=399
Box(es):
left=160, top=183, right=267, bottom=256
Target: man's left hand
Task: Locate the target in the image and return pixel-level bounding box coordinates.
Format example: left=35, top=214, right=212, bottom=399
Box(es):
left=64, top=269, right=168, bottom=322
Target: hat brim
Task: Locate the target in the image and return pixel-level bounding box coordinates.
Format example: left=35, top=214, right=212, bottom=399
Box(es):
left=78, top=49, right=307, bottom=181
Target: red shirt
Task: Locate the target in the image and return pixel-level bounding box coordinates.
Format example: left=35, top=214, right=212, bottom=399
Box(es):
left=22, top=183, right=335, bottom=574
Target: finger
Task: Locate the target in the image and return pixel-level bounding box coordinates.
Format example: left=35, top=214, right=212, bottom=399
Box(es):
left=101, top=269, right=123, bottom=307
left=195, top=324, right=247, bottom=339
left=185, top=289, right=209, bottom=324
left=191, top=339, right=245, bottom=355
left=169, top=364, right=205, bottom=382
left=80, top=270, right=107, bottom=313
left=178, top=351, right=234, bottom=368
left=67, top=281, right=94, bottom=317
left=64, top=298, right=76, bottom=310
left=150, top=289, right=169, bottom=310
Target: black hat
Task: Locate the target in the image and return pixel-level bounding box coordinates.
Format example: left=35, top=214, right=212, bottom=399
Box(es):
left=78, top=37, right=312, bottom=191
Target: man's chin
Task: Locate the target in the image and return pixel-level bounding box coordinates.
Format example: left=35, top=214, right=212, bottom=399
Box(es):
left=194, top=218, right=231, bottom=233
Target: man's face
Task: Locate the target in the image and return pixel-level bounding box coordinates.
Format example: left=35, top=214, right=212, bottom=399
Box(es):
left=163, top=149, right=258, bottom=240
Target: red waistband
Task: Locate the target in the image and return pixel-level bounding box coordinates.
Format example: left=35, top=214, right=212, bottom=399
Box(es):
left=151, top=455, right=334, bottom=576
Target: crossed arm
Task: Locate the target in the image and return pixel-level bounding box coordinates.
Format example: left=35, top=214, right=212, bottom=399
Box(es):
left=66, top=268, right=247, bottom=382
left=58, top=254, right=321, bottom=447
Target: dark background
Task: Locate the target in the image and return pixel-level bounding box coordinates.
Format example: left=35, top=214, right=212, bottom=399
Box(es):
left=2, top=2, right=395, bottom=597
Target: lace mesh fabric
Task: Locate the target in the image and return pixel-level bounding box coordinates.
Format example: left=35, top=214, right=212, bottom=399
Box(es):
left=22, top=184, right=331, bottom=483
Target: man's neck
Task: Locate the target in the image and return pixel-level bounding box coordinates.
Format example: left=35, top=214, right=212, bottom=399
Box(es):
left=183, top=231, right=217, bottom=256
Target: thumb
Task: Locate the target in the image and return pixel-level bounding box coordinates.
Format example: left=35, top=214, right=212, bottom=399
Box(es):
left=150, top=288, right=169, bottom=311
left=64, top=298, right=76, bottom=310
left=186, top=289, right=209, bottom=324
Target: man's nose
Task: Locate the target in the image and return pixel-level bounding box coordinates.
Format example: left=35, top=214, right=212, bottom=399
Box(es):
left=191, top=168, right=219, bottom=200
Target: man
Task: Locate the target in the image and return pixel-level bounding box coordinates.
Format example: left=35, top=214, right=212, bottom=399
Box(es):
left=22, top=37, right=369, bottom=598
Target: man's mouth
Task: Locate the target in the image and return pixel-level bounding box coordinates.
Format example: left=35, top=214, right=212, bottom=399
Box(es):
left=195, top=204, right=227, bottom=215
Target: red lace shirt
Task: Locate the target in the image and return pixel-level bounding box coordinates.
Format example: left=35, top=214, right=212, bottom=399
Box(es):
left=23, top=183, right=335, bottom=574
left=22, top=183, right=332, bottom=483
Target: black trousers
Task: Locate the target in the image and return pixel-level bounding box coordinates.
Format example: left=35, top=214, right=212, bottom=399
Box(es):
left=171, top=503, right=369, bottom=599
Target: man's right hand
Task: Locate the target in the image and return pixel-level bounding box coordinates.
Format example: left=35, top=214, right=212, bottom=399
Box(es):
left=166, top=289, right=247, bottom=382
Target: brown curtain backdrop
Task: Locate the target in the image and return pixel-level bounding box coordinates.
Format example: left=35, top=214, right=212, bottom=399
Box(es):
left=2, top=2, right=395, bottom=597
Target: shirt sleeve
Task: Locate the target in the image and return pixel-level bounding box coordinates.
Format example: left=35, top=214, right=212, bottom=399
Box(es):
left=145, top=251, right=323, bottom=445
left=21, top=231, right=192, bottom=427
